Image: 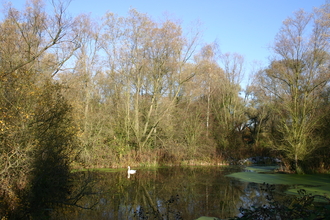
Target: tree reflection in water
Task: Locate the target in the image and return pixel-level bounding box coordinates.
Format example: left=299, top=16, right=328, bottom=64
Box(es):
left=52, top=166, right=279, bottom=219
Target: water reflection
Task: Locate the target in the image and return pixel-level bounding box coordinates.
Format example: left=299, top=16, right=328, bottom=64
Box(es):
left=52, top=166, right=279, bottom=219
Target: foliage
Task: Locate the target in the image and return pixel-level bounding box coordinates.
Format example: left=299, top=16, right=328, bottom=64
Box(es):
left=19, top=83, right=79, bottom=219
left=248, top=5, right=330, bottom=173
left=0, top=0, right=89, bottom=218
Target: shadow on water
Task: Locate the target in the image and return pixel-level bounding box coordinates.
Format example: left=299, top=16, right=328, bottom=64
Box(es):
left=52, top=166, right=287, bottom=219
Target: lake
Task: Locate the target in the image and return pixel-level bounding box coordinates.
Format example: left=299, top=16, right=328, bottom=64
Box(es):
left=52, top=165, right=329, bottom=219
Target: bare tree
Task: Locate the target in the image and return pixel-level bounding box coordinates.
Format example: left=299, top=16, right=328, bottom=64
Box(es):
left=194, top=42, right=220, bottom=137
left=211, top=53, right=246, bottom=153
left=101, top=9, right=200, bottom=154
left=254, top=9, right=330, bottom=172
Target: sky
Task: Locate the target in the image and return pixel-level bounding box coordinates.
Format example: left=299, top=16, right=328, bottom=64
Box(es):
left=8, top=0, right=327, bottom=82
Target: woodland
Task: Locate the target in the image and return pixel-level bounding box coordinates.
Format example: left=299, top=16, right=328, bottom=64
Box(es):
left=1, top=0, right=330, bottom=218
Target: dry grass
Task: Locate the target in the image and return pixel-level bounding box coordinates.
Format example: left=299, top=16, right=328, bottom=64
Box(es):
left=73, top=142, right=229, bottom=169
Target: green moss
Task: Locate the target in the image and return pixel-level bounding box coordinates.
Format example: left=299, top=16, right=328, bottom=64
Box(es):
left=227, top=168, right=330, bottom=196
left=286, top=184, right=330, bottom=198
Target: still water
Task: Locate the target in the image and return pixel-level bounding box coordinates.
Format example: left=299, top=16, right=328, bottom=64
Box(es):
left=53, top=166, right=287, bottom=219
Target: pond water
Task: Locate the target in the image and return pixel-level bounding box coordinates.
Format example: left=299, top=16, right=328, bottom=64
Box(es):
left=52, top=165, right=329, bottom=219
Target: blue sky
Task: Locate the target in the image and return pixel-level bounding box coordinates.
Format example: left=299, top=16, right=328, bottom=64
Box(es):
left=9, top=0, right=326, bottom=78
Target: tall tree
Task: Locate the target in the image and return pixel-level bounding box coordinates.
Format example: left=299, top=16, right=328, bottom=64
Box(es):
left=254, top=9, right=330, bottom=172
left=194, top=42, right=220, bottom=138
left=102, top=9, right=199, bottom=154
left=0, top=0, right=79, bottom=217
left=211, top=53, right=246, bottom=154
left=59, top=13, right=104, bottom=164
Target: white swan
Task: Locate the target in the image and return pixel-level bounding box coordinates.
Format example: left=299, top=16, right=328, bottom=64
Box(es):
left=127, top=166, right=136, bottom=174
